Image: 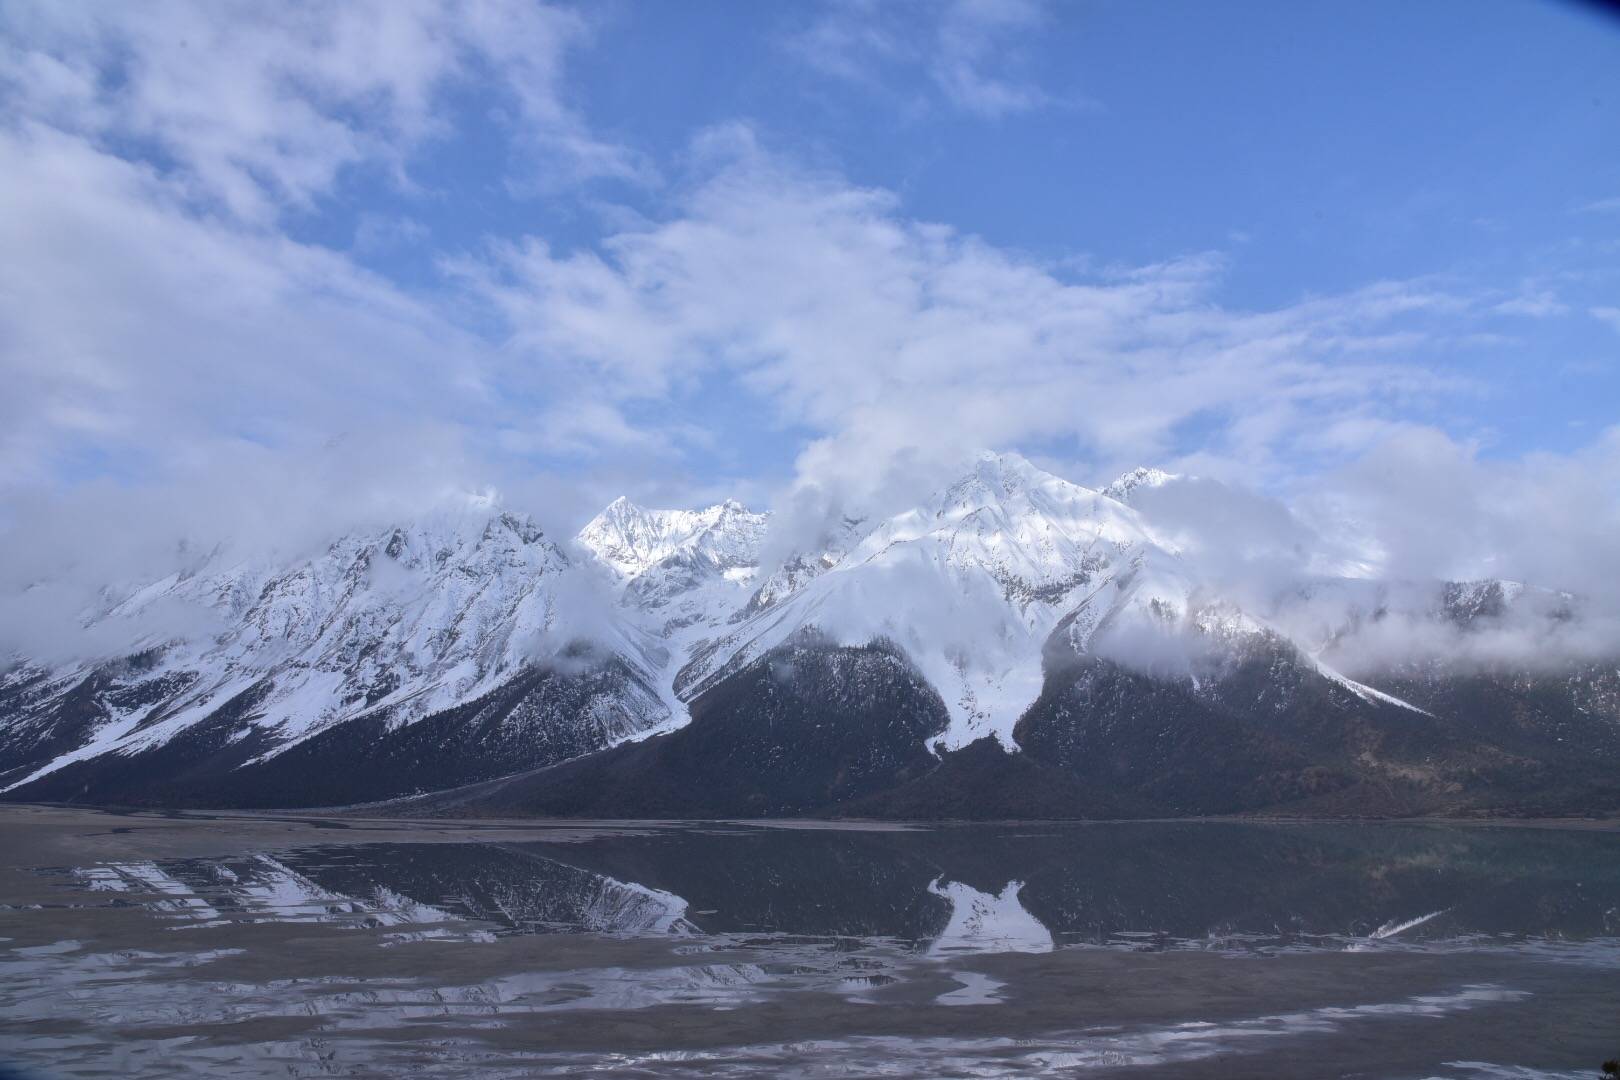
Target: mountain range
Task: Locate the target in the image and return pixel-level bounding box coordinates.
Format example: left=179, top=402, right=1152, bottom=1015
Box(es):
left=3, top=452, right=1616, bottom=818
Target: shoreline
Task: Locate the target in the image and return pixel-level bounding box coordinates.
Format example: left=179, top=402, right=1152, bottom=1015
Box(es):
left=6, top=799, right=1619, bottom=829
left=0, top=801, right=1605, bottom=874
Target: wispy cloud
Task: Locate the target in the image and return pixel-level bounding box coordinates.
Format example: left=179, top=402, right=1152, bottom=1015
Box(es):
left=787, top=0, right=1076, bottom=118
left=1493, top=289, right=1568, bottom=318
left=0, top=0, right=646, bottom=224
left=0, top=0, right=665, bottom=524
left=1575, top=195, right=1620, bottom=214
left=465, top=126, right=1486, bottom=509
left=0, top=121, right=486, bottom=491
left=1591, top=306, right=1620, bottom=335
left=932, top=0, right=1060, bottom=116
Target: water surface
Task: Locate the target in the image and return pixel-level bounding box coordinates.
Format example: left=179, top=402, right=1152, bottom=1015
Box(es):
left=2, top=813, right=1616, bottom=1078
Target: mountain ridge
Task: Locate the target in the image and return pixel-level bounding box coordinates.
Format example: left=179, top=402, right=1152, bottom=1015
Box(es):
left=3, top=452, right=1615, bottom=817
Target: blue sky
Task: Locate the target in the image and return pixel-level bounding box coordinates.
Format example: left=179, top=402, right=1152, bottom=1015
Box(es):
left=1, top=0, right=1618, bottom=560
left=383, top=1, right=1620, bottom=293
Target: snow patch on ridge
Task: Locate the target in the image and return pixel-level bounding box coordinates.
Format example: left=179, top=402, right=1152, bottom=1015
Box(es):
left=1312, top=657, right=1433, bottom=716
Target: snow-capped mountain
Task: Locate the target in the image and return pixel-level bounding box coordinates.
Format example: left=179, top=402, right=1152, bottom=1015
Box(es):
left=578, top=496, right=768, bottom=583
left=576, top=495, right=768, bottom=638
left=0, top=497, right=671, bottom=803
left=3, top=452, right=1616, bottom=817
left=673, top=452, right=1219, bottom=750
left=1101, top=465, right=1177, bottom=504
left=742, top=512, right=867, bottom=615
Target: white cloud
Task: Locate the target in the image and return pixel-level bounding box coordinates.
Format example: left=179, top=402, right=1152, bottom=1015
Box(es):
left=465, top=128, right=1477, bottom=515
left=1575, top=195, right=1620, bottom=214
left=1493, top=289, right=1568, bottom=318
left=0, top=121, right=485, bottom=491
left=1303, top=424, right=1620, bottom=616
left=0, top=0, right=644, bottom=223
left=932, top=0, right=1057, bottom=116
left=1590, top=306, right=1620, bottom=335
left=788, top=0, right=1069, bottom=117
left=0, top=80, right=1565, bottom=561
left=1096, top=426, right=1620, bottom=668
left=0, top=0, right=668, bottom=535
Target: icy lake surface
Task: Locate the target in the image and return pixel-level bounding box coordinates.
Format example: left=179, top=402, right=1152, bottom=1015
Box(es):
left=2, top=812, right=1618, bottom=1078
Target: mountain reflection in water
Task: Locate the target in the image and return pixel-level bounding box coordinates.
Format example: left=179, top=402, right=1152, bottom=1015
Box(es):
left=60, top=822, right=1620, bottom=952
left=4, top=821, right=1619, bottom=1079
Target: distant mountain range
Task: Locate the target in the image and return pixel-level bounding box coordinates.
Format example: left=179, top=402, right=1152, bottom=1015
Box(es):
left=3, top=452, right=1616, bottom=817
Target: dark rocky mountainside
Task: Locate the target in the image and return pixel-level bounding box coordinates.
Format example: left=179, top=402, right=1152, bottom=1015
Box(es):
left=390, top=635, right=1620, bottom=821
left=405, top=637, right=949, bottom=818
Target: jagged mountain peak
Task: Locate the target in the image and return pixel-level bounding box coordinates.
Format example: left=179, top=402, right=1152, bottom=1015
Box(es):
left=1102, top=466, right=1177, bottom=504
left=577, top=496, right=768, bottom=583
left=396, top=500, right=554, bottom=551
left=673, top=452, right=1204, bottom=752
left=737, top=451, right=1138, bottom=624
left=939, top=451, right=1082, bottom=512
